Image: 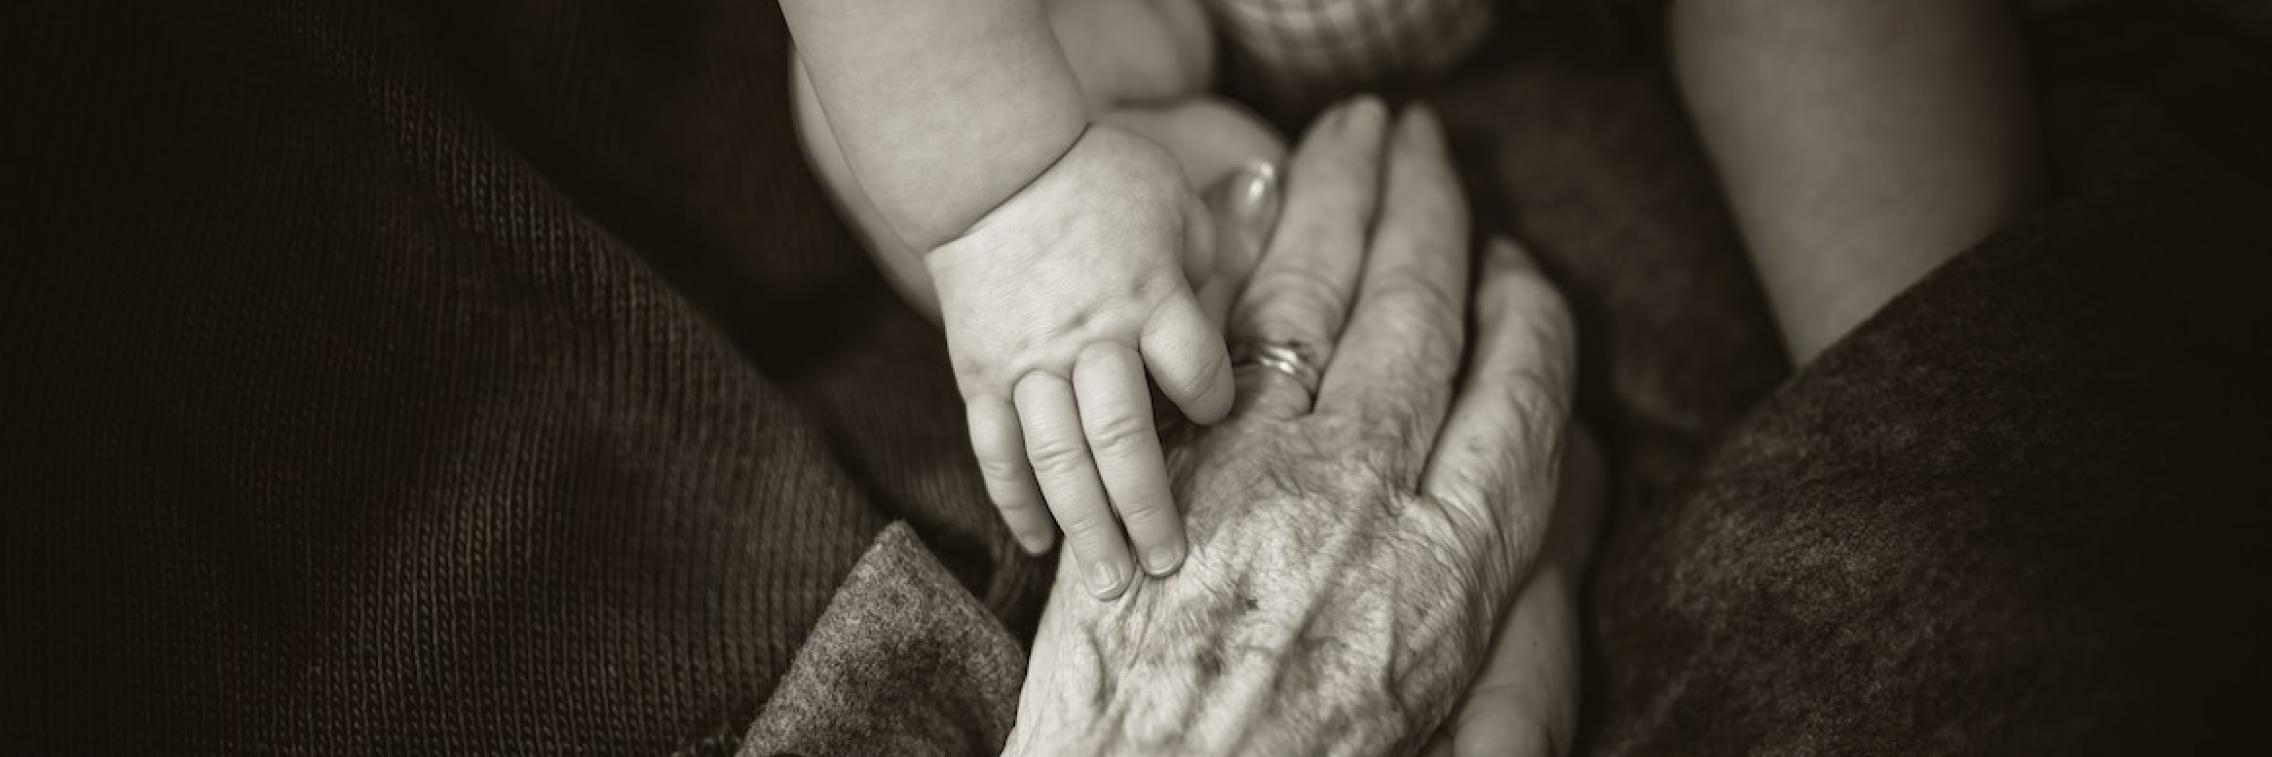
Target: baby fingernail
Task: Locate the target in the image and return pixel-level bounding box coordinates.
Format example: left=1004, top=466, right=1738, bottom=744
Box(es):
left=1087, top=560, right=1124, bottom=597
left=1144, top=544, right=1186, bottom=576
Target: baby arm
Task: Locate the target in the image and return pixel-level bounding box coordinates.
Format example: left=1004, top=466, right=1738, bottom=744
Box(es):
left=930, top=125, right=1234, bottom=600
left=780, top=0, right=1088, bottom=251
left=1670, top=0, right=2042, bottom=363
left=782, top=1, right=1242, bottom=599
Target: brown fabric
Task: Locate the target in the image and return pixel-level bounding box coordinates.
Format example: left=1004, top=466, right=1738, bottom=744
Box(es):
left=4, top=0, right=2264, bottom=754
left=740, top=522, right=1025, bottom=756
left=1434, top=4, right=2272, bottom=752
left=1, top=0, right=1045, bottom=752
left=1584, top=113, right=2272, bottom=754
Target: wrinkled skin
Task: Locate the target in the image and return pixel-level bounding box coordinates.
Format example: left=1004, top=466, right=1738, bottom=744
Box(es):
left=1007, top=99, right=1585, bottom=755
left=792, top=10, right=1590, bottom=748
left=789, top=0, right=1290, bottom=589
left=1012, top=404, right=1555, bottom=754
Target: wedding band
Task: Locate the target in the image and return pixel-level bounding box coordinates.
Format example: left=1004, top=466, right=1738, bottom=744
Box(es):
left=1231, top=339, right=1324, bottom=399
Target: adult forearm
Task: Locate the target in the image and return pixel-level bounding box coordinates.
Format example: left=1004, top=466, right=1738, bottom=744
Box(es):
left=781, top=0, right=1088, bottom=250
left=1670, top=0, right=2042, bottom=362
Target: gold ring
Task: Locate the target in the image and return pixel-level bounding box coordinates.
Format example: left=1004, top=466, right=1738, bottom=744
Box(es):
left=1231, top=339, right=1323, bottom=400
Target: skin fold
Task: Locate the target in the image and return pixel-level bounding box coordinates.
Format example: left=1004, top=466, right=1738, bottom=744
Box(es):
left=1007, top=101, right=1589, bottom=755
left=785, top=0, right=1277, bottom=595
left=790, top=3, right=1613, bottom=747
left=790, top=0, right=2040, bottom=748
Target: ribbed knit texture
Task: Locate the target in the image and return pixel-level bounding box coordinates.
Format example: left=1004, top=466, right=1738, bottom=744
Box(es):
left=740, top=523, right=1026, bottom=756
left=0, top=0, right=1048, bottom=752
left=3, top=0, right=2264, bottom=754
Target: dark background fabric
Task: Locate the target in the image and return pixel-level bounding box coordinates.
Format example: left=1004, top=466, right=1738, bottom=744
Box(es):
left=3, top=0, right=2265, bottom=754
left=1579, top=94, right=2272, bottom=754
left=1426, top=4, right=2272, bottom=753
left=740, top=523, right=1026, bottom=756
left=1556, top=6, right=2272, bottom=751
left=3, top=1, right=1044, bottom=752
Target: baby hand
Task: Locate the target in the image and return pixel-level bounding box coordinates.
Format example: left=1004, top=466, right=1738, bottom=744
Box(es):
left=929, top=124, right=1229, bottom=600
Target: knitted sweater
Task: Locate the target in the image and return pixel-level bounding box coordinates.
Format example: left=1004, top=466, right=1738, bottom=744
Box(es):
left=3, top=1, right=2263, bottom=754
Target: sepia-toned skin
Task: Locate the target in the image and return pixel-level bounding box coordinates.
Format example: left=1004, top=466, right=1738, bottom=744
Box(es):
left=794, top=28, right=1592, bottom=744
left=1670, top=0, right=2041, bottom=364
left=787, top=0, right=1279, bottom=599
left=1006, top=101, right=1585, bottom=755
left=927, top=122, right=1236, bottom=596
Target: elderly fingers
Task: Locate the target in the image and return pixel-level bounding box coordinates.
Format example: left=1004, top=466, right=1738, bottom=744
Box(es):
left=1016, top=373, right=1136, bottom=600
left=1228, top=95, right=1389, bottom=363
left=1319, top=103, right=1472, bottom=452
left=1074, top=343, right=1188, bottom=577
left=1419, top=236, right=1577, bottom=574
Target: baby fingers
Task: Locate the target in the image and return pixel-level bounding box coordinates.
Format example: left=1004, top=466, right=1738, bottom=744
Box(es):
left=1015, top=373, right=1136, bottom=600
left=966, top=396, right=1053, bottom=554
left=1074, top=343, right=1187, bottom=577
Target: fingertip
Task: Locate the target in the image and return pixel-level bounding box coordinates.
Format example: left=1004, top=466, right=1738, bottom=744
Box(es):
left=1141, top=536, right=1187, bottom=577
left=1141, top=297, right=1237, bottom=424
left=1116, top=469, right=1189, bottom=579
left=1305, top=93, right=1388, bottom=149
left=1072, top=344, right=1188, bottom=578
left=1341, top=94, right=1388, bottom=133
left=1399, top=100, right=1442, bottom=138
left=1480, top=235, right=1576, bottom=358
left=1013, top=376, right=1135, bottom=601
left=1069, top=531, right=1135, bottom=602
left=994, top=497, right=1057, bottom=558
left=1016, top=529, right=1056, bottom=556
left=1484, top=235, right=1540, bottom=274
left=967, top=394, right=1048, bottom=525
left=1085, top=554, right=1131, bottom=600
left=1178, top=342, right=1235, bottom=425
left=1188, top=377, right=1233, bottom=424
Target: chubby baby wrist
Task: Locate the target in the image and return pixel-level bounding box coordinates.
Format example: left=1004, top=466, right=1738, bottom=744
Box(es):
left=920, top=121, right=1100, bottom=259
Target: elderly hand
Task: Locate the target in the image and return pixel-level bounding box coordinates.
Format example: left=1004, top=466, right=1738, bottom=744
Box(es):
left=1005, top=97, right=1582, bottom=754
left=1422, top=424, right=1601, bottom=757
